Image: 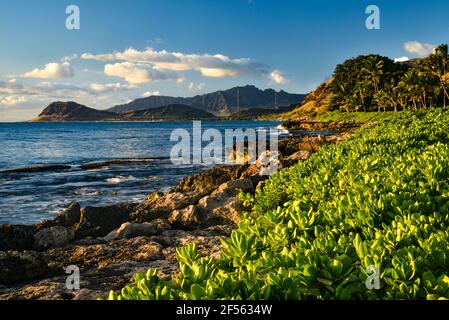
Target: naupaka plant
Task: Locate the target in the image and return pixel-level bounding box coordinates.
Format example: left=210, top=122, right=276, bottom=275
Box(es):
left=108, top=109, right=449, bottom=300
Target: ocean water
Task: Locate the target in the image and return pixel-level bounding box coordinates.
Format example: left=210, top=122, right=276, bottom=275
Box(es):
left=0, top=121, right=279, bottom=225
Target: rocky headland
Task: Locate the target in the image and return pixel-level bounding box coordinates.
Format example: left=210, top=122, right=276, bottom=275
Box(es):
left=0, top=121, right=359, bottom=300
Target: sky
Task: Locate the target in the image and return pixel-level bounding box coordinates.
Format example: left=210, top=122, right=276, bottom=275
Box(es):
left=1, top=0, right=449, bottom=121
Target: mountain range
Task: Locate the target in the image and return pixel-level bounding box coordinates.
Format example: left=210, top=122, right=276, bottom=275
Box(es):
left=108, top=85, right=305, bottom=115
left=31, top=85, right=305, bottom=122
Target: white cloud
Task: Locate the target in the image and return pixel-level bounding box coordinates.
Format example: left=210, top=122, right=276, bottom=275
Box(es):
left=104, top=62, right=180, bottom=84
left=142, top=91, right=161, bottom=97
left=394, top=56, right=410, bottom=63
left=23, top=61, right=74, bottom=79
left=188, top=82, right=206, bottom=92
left=89, top=82, right=136, bottom=93
left=198, top=68, right=239, bottom=77
left=0, top=79, right=132, bottom=100
left=61, top=54, right=78, bottom=62
left=404, top=41, right=436, bottom=57
left=270, top=69, right=288, bottom=84
left=81, top=53, right=115, bottom=61
left=83, top=47, right=268, bottom=79
left=176, top=77, right=186, bottom=84
left=0, top=95, right=27, bottom=106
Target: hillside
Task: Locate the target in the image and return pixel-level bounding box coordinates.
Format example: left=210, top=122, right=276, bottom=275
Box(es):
left=30, top=101, right=118, bottom=122
left=122, top=104, right=216, bottom=120
left=31, top=102, right=215, bottom=122
left=274, top=78, right=335, bottom=120
left=227, top=106, right=296, bottom=119
left=108, top=85, right=305, bottom=115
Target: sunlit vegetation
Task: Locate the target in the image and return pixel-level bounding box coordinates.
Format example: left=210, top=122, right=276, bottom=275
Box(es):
left=332, top=44, right=449, bottom=112
left=108, top=109, right=449, bottom=300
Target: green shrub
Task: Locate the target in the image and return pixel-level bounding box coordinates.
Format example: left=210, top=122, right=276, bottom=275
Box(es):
left=109, top=109, right=449, bottom=300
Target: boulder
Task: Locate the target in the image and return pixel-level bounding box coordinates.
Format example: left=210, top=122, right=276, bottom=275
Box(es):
left=0, top=251, right=47, bottom=285
left=0, top=225, right=35, bottom=251
left=286, top=150, right=312, bottom=162
left=34, top=202, right=82, bottom=232
left=174, top=165, right=248, bottom=194
left=55, top=202, right=81, bottom=227
left=168, top=205, right=201, bottom=230
left=74, top=203, right=136, bottom=239
left=198, top=196, right=243, bottom=226
left=33, top=226, right=75, bottom=250
left=210, top=178, right=254, bottom=200
left=131, top=192, right=202, bottom=222
left=103, top=219, right=170, bottom=241
left=208, top=197, right=243, bottom=225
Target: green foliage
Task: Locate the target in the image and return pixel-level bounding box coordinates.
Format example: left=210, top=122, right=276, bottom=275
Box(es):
left=109, top=109, right=449, bottom=300
left=331, top=45, right=449, bottom=113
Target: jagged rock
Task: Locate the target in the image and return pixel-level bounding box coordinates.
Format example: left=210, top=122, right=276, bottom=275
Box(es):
left=0, top=226, right=230, bottom=299
left=0, top=225, right=35, bottom=251
left=168, top=205, right=201, bottom=230
left=131, top=192, right=202, bottom=222
left=198, top=195, right=243, bottom=225
left=34, top=226, right=75, bottom=250
left=55, top=202, right=81, bottom=227
left=210, top=178, right=254, bottom=200
left=208, top=197, right=243, bottom=225
left=74, top=204, right=136, bottom=239
left=174, top=165, right=248, bottom=194
left=0, top=251, right=48, bottom=285
left=286, top=150, right=312, bottom=162
left=103, top=219, right=170, bottom=241
left=34, top=202, right=82, bottom=232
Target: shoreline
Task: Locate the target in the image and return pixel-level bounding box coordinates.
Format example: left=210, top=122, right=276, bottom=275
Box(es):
left=0, top=120, right=360, bottom=300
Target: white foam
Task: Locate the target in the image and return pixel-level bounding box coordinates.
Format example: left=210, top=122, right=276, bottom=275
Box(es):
left=106, top=175, right=136, bottom=184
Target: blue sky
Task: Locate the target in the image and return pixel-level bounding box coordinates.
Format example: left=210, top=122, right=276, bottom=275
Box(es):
left=1, top=0, right=449, bottom=121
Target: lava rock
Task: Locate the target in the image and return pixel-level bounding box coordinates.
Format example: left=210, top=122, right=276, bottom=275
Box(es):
left=0, top=225, right=35, bottom=251
left=33, top=226, right=75, bottom=250
left=0, top=251, right=48, bottom=285
left=74, top=204, right=136, bottom=239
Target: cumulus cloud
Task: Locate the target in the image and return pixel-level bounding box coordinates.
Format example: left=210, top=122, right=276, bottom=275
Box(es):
left=89, top=82, right=136, bottom=93
left=270, top=69, right=288, bottom=84
left=61, top=54, right=79, bottom=62
left=23, top=62, right=74, bottom=79
left=404, top=41, right=436, bottom=57
left=0, top=95, right=27, bottom=106
left=104, top=62, right=181, bottom=84
left=81, top=53, right=115, bottom=62
left=188, top=82, right=206, bottom=92
left=394, top=56, right=410, bottom=63
left=0, top=79, right=133, bottom=100
left=142, top=91, right=161, bottom=97
left=0, top=80, right=26, bottom=95
left=83, top=47, right=269, bottom=79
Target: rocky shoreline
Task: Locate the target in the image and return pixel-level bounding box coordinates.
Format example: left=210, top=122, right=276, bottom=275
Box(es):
left=0, top=121, right=359, bottom=300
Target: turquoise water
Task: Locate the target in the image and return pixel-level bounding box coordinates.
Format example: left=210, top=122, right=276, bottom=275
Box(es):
left=0, top=121, right=279, bottom=224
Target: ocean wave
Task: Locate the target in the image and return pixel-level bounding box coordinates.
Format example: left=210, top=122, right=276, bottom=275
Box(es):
left=106, top=175, right=137, bottom=184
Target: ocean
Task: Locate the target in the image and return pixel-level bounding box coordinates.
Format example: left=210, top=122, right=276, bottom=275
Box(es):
left=0, top=121, right=279, bottom=225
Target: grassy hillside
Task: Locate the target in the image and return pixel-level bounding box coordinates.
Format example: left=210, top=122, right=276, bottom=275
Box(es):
left=108, top=108, right=449, bottom=300
left=262, top=79, right=335, bottom=121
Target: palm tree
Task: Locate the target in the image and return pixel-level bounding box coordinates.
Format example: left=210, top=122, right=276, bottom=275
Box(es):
left=361, top=56, right=384, bottom=111
left=430, top=44, right=449, bottom=107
